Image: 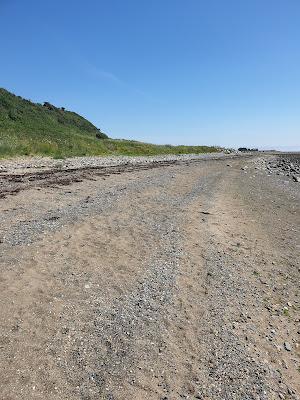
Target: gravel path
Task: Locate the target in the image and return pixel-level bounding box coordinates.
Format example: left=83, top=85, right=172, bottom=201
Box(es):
left=0, top=153, right=242, bottom=199
left=0, top=153, right=234, bottom=174
left=0, top=154, right=299, bottom=399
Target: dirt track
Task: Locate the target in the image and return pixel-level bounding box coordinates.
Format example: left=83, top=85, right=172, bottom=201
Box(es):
left=0, top=155, right=299, bottom=399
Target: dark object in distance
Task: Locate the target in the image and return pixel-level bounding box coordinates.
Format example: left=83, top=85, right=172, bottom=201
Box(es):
left=238, top=147, right=258, bottom=152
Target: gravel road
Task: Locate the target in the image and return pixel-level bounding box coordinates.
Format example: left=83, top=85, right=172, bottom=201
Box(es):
left=0, top=154, right=299, bottom=399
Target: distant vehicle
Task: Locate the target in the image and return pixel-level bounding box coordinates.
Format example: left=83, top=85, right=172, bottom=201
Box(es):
left=238, top=147, right=258, bottom=152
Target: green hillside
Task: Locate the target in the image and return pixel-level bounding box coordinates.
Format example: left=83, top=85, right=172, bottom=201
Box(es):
left=0, top=88, right=109, bottom=157
left=0, top=88, right=220, bottom=158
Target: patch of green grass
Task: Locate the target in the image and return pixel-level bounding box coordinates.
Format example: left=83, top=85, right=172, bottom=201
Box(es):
left=0, top=88, right=221, bottom=158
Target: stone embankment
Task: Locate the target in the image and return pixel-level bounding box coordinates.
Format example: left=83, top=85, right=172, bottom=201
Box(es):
left=255, top=154, right=300, bottom=182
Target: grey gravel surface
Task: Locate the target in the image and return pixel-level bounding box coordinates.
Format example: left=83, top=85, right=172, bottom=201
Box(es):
left=0, top=152, right=243, bottom=200
left=0, top=155, right=299, bottom=400
left=0, top=152, right=235, bottom=174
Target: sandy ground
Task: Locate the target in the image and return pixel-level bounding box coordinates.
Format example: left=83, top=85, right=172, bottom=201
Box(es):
left=0, top=156, right=299, bottom=400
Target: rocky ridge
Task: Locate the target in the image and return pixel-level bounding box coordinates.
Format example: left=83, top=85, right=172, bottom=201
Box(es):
left=254, top=154, right=300, bottom=182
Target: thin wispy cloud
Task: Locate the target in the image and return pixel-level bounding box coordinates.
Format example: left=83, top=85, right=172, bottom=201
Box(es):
left=85, top=63, right=163, bottom=105
left=87, top=65, right=123, bottom=84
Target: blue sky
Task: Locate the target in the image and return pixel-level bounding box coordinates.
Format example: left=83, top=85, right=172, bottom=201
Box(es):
left=1, top=0, right=299, bottom=149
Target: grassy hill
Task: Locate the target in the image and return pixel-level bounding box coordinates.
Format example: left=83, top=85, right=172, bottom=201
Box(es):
left=0, top=88, right=220, bottom=158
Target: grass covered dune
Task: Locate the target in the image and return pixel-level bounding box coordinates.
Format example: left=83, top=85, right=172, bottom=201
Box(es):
left=0, top=88, right=221, bottom=158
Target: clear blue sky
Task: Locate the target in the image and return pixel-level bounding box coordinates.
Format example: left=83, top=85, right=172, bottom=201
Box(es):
left=1, top=0, right=300, bottom=149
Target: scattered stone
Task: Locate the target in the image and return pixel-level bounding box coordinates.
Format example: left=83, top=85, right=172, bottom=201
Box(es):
left=284, top=342, right=292, bottom=351
left=292, top=175, right=300, bottom=182
left=255, top=155, right=300, bottom=182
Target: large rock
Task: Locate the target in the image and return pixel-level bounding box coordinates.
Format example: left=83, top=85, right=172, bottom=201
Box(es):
left=292, top=175, right=300, bottom=183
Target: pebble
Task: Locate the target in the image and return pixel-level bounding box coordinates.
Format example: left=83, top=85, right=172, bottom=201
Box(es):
left=284, top=342, right=292, bottom=351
